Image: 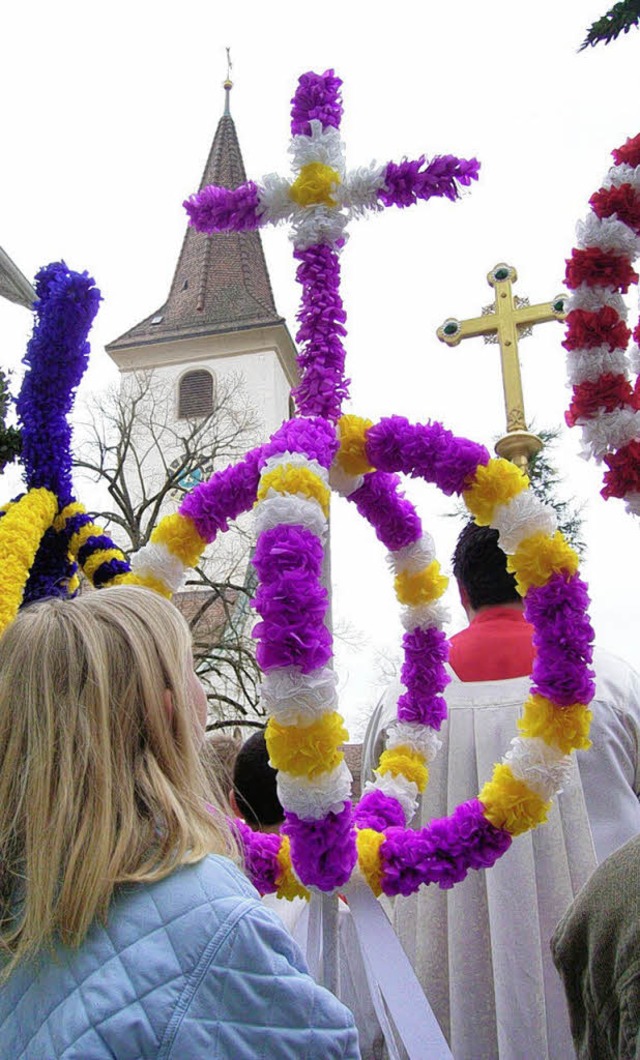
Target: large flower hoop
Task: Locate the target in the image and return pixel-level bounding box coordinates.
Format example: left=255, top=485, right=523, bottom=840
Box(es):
left=563, top=132, right=640, bottom=514
left=2, top=71, right=595, bottom=905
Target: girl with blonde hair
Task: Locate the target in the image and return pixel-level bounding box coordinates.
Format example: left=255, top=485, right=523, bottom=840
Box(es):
left=0, top=586, right=358, bottom=1058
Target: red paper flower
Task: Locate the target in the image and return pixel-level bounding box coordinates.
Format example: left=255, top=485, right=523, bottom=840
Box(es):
left=565, top=247, right=638, bottom=293
left=602, top=439, right=640, bottom=498
left=566, top=373, right=638, bottom=427
left=612, top=134, right=640, bottom=169
left=562, top=307, right=631, bottom=352
left=590, top=184, right=640, bottom=234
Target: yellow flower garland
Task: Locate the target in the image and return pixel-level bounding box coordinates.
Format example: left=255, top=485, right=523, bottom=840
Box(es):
left=257, top=466, right=331, bottom=518
left=507, top=531, right=579, bottom=595
left=519, top=694, right=592, bottom=754
left=336, top=414, right=374, bottom=476
left=356, top=828, right=386, bottom=896
left=151, top=512, right=207, bottom=569
left=394, top=560, right=448, bottom=607
left=479, top=763, right=551, bottom=836
left=266, top=711, right=348, bottom=780
left=463, top=458, right=529, bottom=525
left=378, top=746, right=429, bottom=792
left=0, top=488, right=57, bottom=633
left=289, top=162, right=341, bottom=207
left=276, top=835, right=310, bottom=901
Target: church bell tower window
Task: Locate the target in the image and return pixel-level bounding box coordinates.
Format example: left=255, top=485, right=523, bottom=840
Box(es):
left=178, top=369, right=214, bottom=419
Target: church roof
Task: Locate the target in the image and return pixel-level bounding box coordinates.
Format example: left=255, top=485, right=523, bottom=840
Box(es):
left=108, top=83, right=284, bottom=353
left=0, top=246, right=35, bottom=310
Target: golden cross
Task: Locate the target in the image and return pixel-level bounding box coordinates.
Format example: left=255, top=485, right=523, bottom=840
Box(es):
left=436, top=263, right=566, bottom=470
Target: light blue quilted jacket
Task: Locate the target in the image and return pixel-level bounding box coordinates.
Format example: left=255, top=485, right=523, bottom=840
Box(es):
left=0, top=854, right=359, bottom=1059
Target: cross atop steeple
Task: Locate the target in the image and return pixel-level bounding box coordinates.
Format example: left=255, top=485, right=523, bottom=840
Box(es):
left=108, top=80, right=283, bottom=355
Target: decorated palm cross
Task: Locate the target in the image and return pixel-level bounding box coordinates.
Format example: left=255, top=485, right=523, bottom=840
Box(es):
left=1, top=73, right=595, bottom=923
left=184, top=69, right=480, bottom=423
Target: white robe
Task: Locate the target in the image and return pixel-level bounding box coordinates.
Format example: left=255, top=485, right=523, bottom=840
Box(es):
left=362, top=646, right=640, bottom=1060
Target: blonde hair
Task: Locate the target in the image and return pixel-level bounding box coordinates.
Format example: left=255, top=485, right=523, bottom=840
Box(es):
left=0, top=585, right=237, bottom=979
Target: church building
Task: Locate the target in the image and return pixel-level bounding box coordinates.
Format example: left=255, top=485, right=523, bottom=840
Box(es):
left=106, top=77, right=297, bottom=484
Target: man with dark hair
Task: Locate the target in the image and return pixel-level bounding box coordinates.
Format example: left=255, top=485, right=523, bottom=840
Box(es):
left=230, top=729, right=284, bottom=832
left=449, top=522, right=534, bottom=680
left=362, top=518, right=640, bottom=1060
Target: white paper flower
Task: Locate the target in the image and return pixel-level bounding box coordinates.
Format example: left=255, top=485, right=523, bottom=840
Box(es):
left=385, top=721, right=442, bottom=763
left=579, top=408, right=640, bottom=460
left=387, top=532, right=436, bottom=575
left=290, top=121, right=346, bottom=175
left=491, top=491, right=557, bottom=555
left=328, top=463, right=364, bottom=497
left=566, top=345, right=629, bottom=386
left=277, top=761, right=352, bottom=819
left=364, top=771, right=420, bottom=824
left=261, top=451, right=329, bottom=484
left=602, top=162, right=640, bottom=192
left=567, top=285, right=628, bottom=319
left=254, top=494, right=327, bottom=540
left=504, top=736, right=574, bottom=800
left=401, top=600, right=450, bottom=632
left=260, top=666, right=339, bottom=724
left=131, top=541, right=186, bottom=593
left=576, top=213, right=640, bottom=258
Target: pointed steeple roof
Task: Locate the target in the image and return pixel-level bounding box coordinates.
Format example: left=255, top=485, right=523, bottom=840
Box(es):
left=108, top=81, right=284, bottom=353
left=0, top=246, right=35, bottom=310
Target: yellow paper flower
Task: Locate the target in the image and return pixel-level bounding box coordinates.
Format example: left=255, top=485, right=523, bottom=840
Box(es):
left=257, top=466, right=330, bottom=518
left=377, top=746, right=429, bottom=792
left=112, top=570, right=173, bottom=599
left=336, top=414, right=374, bottom=476
left=507, top=531, right=579, bottom=596
left=68, top=519, right=109, bottom=557
left=518, top=694, right=592, bottom=754
left=463, top=458, right=529, bottom=526
left=356, top=828, right=385, bottom=896
left=289, top=163, right=341, bottom=207
left=266, top=712, right=347, bottom=780
left=82, top=548, right=127, bottom=582
left=53, top=500, right=86, bottom=533
left=480, top=763, right=550, bottom=836
left=276, top=834, right=310, bottom=902
left=0, top=488, right=57, bottom=633
left=152, top=512, right=207, bottom=568
left=394, top=561, right=448, bottom=607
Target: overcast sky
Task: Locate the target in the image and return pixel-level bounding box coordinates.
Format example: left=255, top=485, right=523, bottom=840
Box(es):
left=2, top=1, right=640, bottom=732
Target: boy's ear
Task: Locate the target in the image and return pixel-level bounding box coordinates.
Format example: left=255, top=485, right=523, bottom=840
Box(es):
left=163, top=688, right=174, bottom=722
left=229, top=789, right=243, bottom=820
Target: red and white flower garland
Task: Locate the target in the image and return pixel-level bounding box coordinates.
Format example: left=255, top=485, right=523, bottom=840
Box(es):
left=564, top=133, right=640, bottom=513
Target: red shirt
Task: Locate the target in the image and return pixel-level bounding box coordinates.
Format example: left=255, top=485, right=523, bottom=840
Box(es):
left=448, top=606, right=535, bottom=681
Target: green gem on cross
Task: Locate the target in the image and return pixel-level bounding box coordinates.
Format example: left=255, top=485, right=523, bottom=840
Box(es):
left=494, top=267, right=510, bottom=281
left=444, top=322, right=459, bottom=336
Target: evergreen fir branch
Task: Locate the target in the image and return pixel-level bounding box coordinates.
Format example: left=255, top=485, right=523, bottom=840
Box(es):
left=0, top=369, right=21, bottom=469
left=580, top=0, right=640, bottom=50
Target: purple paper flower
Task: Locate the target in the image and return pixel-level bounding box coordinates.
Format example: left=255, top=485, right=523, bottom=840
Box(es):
left=235, top=819, right=282, bottom=895
left=355, top=790, right=407, bottom=831
left=261, top=416, right=339, bottom=470
left=380, top=155, right=480, bottom=209
left=180, top=447, right=263, bottom=542
left=397, top=626, right=450, bottom=729
left=525, top=573, right=595, bottom=705
left=349, top=471, right=422, bottom=551
left=380, top=800, right=511, bottom=897
left=365, top=417, right=489, bottom=495
left=183, top=181, right=262, bottom=234
left=284, top=801, right=357, bottom=890
left=252, top=524, right=332, bottom=673
left=291, top=244, right=350, bottom=422
left=18, top=261, right=101, bottom=507
left=290, top=70, right=343, bottom=137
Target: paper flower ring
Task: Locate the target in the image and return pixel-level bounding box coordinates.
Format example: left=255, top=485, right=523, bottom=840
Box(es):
left=2, top=72, right=594, bottom=903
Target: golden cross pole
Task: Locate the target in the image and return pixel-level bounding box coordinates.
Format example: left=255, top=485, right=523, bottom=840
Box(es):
left=436, top=263, right=567, bottom=471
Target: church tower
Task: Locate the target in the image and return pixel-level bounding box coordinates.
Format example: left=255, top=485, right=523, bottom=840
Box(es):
left=106, top=77, right=297, bottom=447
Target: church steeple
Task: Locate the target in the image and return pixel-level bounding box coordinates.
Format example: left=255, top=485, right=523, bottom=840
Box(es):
left=107, top=80, right=285, bottom=354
